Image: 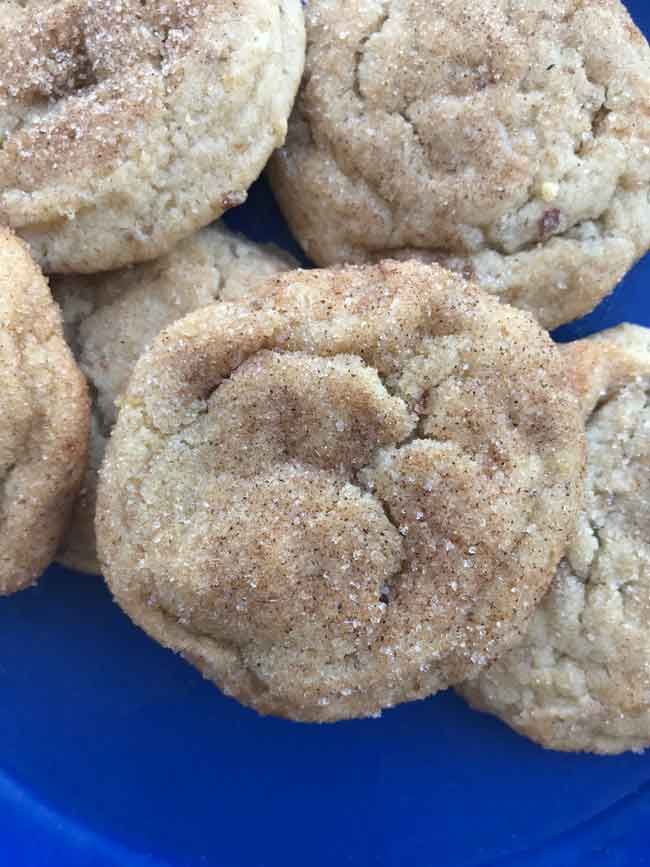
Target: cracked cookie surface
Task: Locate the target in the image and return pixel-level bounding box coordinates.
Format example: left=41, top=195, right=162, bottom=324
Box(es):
left=460, top=324, right=650, bottom=754
left=0, top=0, right=305, bottom=273
left=269, top=0, right=650, bottom=329
left=0, top=227, right=88, bottom=594
left=97, top=261, right=584, bottom=721
left=54, top=223, right=296, bottom=575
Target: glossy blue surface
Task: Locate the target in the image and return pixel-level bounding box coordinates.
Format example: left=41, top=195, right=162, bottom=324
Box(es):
left=2, top=3, right=650, bottom=864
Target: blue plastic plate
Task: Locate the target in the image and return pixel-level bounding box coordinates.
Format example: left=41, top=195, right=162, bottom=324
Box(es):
left=3, top=4, right=650, bottom=865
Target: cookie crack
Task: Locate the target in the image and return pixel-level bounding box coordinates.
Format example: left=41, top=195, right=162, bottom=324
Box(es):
left=0, top=407, right=39, bottom=529
left=620, top=388, right=650, bottom=462
left=395, top=105, right=431, bottom=176
left=352, top=0, right=391, bottom=101
left=315, top=112, right=396, bottom=226
left=0, top=462, right=18, bottom=521
left=570, top=388, right=650, bottom=624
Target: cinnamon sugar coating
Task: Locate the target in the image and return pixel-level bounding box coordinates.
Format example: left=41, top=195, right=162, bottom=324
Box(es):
left=97, top=261, right=584, bottom=720
left=0, top=0, right=305, bottom=272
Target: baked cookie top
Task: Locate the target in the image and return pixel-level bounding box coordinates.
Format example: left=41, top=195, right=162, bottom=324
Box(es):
left=461, top=324, right=650, bottom=754
left=96, top=261, right=584, bottom=721
left=0, top=227, right=88, bottom=594
left=0, top=0, right=305, bottom=272
left=54, top=223, right=296, bottom=575
left=269, top=0, right=650, bottom=329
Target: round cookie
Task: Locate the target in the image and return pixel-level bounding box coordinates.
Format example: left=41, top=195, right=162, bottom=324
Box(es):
left=0, top=0, right=305, bottom=273
left=0, top=228, right=88, bottom=595
left=460, top=324, right=650, bottom=754
left=53, top=223, right=296, bottom=575
left=268, top=0, right=650, bottom=329
left=96, top=260, right=584, bottom=721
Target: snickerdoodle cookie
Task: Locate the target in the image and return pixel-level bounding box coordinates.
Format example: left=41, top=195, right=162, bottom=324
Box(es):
left=54, top=223, right=295, bottom=575
left=0, top=228, right=88, bottom=595
left=461, top=324, right=650, bottom=754
left=269, top=0, right=650, bottom=329
left=0, top=0, right=305, bottom=273
left=96, top=261, right=584, bottom=721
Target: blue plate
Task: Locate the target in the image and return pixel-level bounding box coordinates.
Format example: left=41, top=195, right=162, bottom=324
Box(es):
left=3, top=4, right=650, bottom=864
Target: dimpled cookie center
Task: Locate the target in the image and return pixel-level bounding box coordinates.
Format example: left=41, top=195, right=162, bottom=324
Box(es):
left=0, top=0, right=205, bottom=104
left=0, top=0, right=207, bottom=187
left=137, top=351, right=414, bottom=642
left=133, top=341, right=552, bottom=696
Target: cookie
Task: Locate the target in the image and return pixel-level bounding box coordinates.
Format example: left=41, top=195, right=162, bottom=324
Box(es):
left=0, top=228, right=88, bottom=595
left=96, top=260, right=584, bottom=721
left=0, top=0, right=305, bottom=273
left=53, top=223, right=296, bottom=575
left=268, top=0, right=650, bottom=329
left=460, top=324, right=650, bottom=754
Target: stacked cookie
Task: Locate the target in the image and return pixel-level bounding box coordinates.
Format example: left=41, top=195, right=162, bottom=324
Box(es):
left=1, top=0, right=649, bottom=755
left=461, top=326, right=650, bottom=754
